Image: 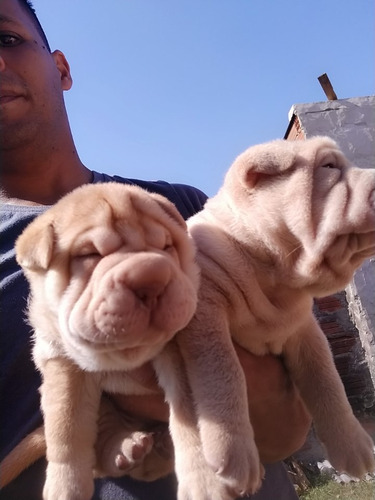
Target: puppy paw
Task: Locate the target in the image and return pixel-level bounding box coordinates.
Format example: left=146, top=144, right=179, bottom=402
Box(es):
left=116, top=431, right=154, bottom=469
left=177, top=467, right=237, bottom=500
left=97, top=430, right=154, bottom=477
left=324, top=419, right=375, bottom=478
left=202, top=429, right=263, bottom=495
left=215, top=445, right=263, bottom=496
left=176, top=459, right=264, bottom=500
left=126, top=426, right=175, bottom=481
left=43, top=462, right=93, bottom=500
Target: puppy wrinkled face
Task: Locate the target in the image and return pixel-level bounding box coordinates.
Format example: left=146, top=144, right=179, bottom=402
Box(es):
left=297, top=143, right=375, bottom=290
left=220, top=137, right=375, bottom=294
left=17, top=184, right=200, bottom=372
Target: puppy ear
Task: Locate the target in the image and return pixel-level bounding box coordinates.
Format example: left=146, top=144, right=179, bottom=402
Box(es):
left=151, top=193, right=187, bottom=229
left=244, top=171, right=273, bottom=189
left=16, top=221, right=55, bottom=271
left=232, top=140, right=298, bottom=189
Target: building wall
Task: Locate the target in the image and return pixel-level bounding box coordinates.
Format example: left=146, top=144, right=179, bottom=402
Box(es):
left=287, top=96, right=375, bottom=170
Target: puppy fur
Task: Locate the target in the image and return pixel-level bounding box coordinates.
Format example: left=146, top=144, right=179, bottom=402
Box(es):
left=154, top=136, right=375, bottom=500
left=2, top=183, right=200, bottom=499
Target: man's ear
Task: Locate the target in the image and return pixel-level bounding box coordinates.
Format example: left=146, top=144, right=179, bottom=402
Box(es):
left=52, top=50, right=72, bottom=91
left=16, top=222, right=55, bottom=271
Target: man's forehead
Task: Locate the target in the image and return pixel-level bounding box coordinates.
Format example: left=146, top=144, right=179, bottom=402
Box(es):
left=0, top=0, right=33, bottom=28
left=0, top=14, right=19, bottom=25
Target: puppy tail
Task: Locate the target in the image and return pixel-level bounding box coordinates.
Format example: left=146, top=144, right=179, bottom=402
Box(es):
left=0, top=425, right=46, bottom=488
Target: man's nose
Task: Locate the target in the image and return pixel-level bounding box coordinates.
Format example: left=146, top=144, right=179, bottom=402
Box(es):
left=0, top=55, right=5, bottom=71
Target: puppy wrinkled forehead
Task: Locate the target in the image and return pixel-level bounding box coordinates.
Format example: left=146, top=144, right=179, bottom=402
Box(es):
left=55, top=196, right=113, bottom=236
left=48, top=182, right=189, bottom=256
left=70, top=226, right=124, bottom=256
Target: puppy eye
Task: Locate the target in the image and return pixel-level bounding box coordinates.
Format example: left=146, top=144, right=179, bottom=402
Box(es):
left=73, top=244, right=101, bottom=259
left=77, top=252, right=100, bottom=259
left=164, top=239, right=177, bottom=255
left=162, top=234, right=174, bottom=252
left=322, top=163, right=336, bottom=169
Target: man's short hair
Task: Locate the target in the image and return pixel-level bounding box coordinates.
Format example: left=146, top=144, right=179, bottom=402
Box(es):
left=17, top=0, right=51, bottom=52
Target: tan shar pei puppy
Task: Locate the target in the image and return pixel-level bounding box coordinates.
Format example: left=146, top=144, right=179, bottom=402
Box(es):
left=1, top=184, right=200, bottom=499
left=152, top=136, right=375, bottom=500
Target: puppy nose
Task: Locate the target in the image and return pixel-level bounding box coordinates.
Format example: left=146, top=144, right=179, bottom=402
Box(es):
left=134, top=283, right=167, bottom=309
left=128, top=257, right=172, bottom=308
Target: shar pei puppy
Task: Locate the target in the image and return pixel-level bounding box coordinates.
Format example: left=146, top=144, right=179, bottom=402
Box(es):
left=153, top=136, right=375, bottom=500
left=1, top=183, right=200, bottom=499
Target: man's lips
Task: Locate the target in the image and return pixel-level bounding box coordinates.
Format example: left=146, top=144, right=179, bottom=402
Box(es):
left=0, top=95, right=21, bottom=105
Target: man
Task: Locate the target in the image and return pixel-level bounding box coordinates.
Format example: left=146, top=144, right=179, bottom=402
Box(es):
left=0, top=0, right=311, bottom=498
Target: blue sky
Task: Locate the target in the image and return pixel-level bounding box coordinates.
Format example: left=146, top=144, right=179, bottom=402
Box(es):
left=35, top=0, right=374, bottom=196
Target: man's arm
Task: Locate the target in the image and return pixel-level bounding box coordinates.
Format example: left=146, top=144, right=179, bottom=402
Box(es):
left=235, top=346, right=311, bottom=462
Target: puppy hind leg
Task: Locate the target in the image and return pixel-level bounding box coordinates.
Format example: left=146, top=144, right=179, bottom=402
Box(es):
left=124, top=425, right=175, bottom=482
left=94, top=396, right=171, bottom=480
left=284, top=319, right=375, bottom=478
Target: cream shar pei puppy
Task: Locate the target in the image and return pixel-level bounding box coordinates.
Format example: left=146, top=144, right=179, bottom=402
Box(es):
left=2, top=184, right=200, bottom=499
left=153, top=136, right=375, bottom=500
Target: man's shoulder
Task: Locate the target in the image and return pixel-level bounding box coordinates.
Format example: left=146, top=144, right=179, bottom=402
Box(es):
left=91, top=172, right=208, bottom=220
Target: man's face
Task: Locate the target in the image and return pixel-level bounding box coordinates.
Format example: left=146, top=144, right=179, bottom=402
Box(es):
left=0, top=0, right=71, bottom=150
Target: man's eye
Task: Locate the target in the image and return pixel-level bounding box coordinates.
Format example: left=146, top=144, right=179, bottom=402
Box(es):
left=0, top=33, right=22, bottom=47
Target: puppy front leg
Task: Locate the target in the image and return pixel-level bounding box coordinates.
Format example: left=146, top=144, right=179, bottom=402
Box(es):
left=174, top=311, right=262, bottom=497
left=154, top=341, right=239, bottom=500
left=284, top=317, right=375, bottom=478
left=40, top=357, right=101, bottom=500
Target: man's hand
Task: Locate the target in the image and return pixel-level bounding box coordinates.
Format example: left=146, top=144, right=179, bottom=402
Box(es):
left=111, top=344, right=311, bottom=463
left=235, top=345, right=311, bottom=462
